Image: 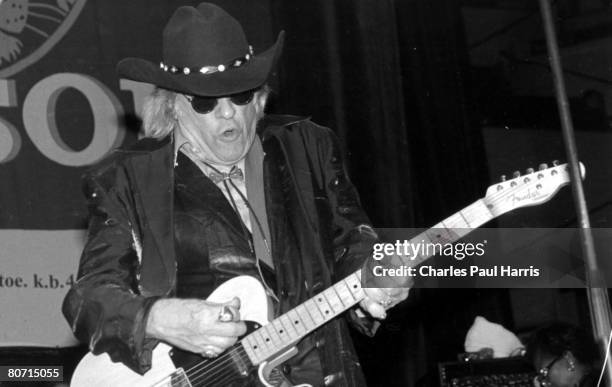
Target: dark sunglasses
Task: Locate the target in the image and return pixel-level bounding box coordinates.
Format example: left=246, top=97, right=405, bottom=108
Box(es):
left=535, top=355, right=563, bottom=386
left=184, top=88, right=258, bottom=114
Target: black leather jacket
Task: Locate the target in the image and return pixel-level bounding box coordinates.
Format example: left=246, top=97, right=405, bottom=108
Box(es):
left=62, top=115, right=378, bottom=386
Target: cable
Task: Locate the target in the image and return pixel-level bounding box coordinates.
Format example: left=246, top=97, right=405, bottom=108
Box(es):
left=596, top=328, right=612, bottom=387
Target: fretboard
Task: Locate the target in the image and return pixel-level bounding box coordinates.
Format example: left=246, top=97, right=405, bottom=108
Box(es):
left=241, top=272, right=364, bottom=365
left=404, top=198, right=493, bottom=267
left=241, top=198, right=493, bottom=365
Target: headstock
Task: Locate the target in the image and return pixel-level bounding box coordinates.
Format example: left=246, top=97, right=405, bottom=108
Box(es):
left=484, top=161, right=585, bottom=217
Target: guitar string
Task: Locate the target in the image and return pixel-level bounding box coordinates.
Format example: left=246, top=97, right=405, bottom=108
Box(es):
left=187, top=365, right=241, bottom=387
left=182, top=344, right=248, bottom=375
left=182, top=346, right=250, bottom=384
left=185, top=284, right=344, bottom=380
left=415, top=169, right=560, bottom=242
left=183, top=212, right=478, bottom=386
left=185, top=319, right=308, bottom=386
left=181, top=169, right=563, bottom=385
left=185, top=324, right=299, bottom=386
left=185, top=318, right=301, bottom=386
left=185, top=279, right=363, bottom=386
left=183, top=357, right=248, bottom=387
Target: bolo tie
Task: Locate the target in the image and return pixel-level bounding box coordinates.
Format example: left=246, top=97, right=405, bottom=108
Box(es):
left=204, top=161, right=279, bottom=303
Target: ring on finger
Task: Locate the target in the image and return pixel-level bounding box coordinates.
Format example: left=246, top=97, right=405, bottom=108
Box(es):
left=203, top=347, right=217, bottom=358
left=380, top=298, right=393, bottom=307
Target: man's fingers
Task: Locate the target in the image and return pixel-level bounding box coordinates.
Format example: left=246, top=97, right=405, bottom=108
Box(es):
left=203, top=320, right=247, bottom=337
left=199, top=334, right=239, bottom=350
left=359, top=297, right=387, bottom=320
left=363, top=287, right=390, bottom=304
left=386, top=287, right=409, bottom=301
left=226, top=296, right=241, bottom=309
left=200, top=344, right=224, bottom=358
left=363, top=287, right=409, bottom=308
left=219, top=297, right=241, bottom=322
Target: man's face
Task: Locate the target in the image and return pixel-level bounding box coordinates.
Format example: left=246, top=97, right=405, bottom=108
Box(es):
left=533, top=352, right=581, bottom=387
left=175, top=90, right=267, bottom=165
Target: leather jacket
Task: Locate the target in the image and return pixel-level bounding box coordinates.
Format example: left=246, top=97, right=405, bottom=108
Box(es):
left=62, top=115, right=378, bottom=386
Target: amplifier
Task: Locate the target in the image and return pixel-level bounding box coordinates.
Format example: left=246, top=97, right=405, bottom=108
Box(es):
left=438, top=357, right=535, bottom=387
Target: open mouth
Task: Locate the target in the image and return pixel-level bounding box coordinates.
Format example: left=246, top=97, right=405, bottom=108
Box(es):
left=219, top=127, right=240, bottom=141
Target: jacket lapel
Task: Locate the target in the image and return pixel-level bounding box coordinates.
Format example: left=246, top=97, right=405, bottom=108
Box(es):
left=125, top=137, right=176, bottom=295
left=174, top=152, right=251, bottom=248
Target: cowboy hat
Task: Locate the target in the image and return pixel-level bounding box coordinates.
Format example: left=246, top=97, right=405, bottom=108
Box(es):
left=117, top=3, right=284, bottom=97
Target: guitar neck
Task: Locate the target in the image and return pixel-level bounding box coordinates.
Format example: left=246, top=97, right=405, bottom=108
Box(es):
left=240, top=272, right=364, bottom=365
left=241, top=198, right=493, bottom=365
left=405, top=198, right=492, bottom=267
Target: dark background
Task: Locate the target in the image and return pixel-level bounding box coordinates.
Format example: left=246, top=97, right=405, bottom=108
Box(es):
left=1, top=0, right=611, bottom=385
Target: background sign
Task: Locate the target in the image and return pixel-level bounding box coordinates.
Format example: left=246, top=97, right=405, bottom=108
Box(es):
left=1, top=0, right=277, bottom=348
left=0, top=0, right=164, bottom=347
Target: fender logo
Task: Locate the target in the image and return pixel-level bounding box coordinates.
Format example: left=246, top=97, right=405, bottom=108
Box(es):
left=509, top=189, right=543, bottom=204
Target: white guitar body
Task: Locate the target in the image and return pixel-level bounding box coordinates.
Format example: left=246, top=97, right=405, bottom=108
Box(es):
left=71, top=276, right=293, bottom=387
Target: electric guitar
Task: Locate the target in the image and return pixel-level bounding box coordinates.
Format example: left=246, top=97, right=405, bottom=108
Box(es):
left=71, top=161, right=584, bottom=387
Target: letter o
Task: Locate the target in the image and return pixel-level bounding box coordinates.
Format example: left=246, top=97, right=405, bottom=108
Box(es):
left=0, top=118, right=22, bottom=163
left=23, top=73, right=124, bottom=166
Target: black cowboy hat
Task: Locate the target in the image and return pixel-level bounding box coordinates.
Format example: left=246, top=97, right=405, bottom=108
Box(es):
left=117, top=3, right=284, bottom=97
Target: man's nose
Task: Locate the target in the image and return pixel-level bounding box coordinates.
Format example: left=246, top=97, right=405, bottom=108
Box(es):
left=215, top=97, right=236, bottom=119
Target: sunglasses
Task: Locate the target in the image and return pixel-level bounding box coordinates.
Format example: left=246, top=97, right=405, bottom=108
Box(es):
left=184, top=88, right=258, bottom=114
left=534, top=355, right=563, bottom=387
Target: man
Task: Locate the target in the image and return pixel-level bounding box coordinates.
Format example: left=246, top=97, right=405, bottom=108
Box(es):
left=528, top=323, right=600, bottom=387
left=63, top=3, right=408, bottom=386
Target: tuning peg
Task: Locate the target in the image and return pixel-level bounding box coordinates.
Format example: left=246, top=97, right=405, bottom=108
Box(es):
left=552, top=160, right=559, bottom=166
left=526, top=167, right=534, bottom=174
left=513, top=171, right=521, bottom=178
left=500, top=174, right=507, bottom=182
left=539, top=163, right=548, bottom=171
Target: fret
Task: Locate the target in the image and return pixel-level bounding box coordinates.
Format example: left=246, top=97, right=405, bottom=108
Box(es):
left=429, top=222, right=445, bottom=232
left=271, top=318, right=290, bottom=346
left=323, top=288, right=345, bottom=313
left=445, top=211, right=470, bottom=228
left=251, top=330, right=269, bottom=355
left=263, top=322, right=282, bottom=347
left=320, top=289, right=342, bottom=314
left=314, top=293, right=334, bottom=320
left=343, top=273, right=364, bottom=300
left=458, top=210, right=471, bottom=228
left=418, top=231, right=432, bottom=245
left=305, top=299, right=325, bottom=325
left=333, top=280, right=356, bottom=306
left=295, top=304, right=316, bottom=330
left=410, top=233, right=430, bottom=264
left=440, top=220, right=472, bottom=239
left=424, top=227, right=458, bottom=245
left=460, top=201, right=483, bottom=225
left=279, top=314, right=299, bottom=338
left=286, top=309, right=307, bottom=336
left=463, top=200, right=493, bottom=228
left=241, top=334, right=259, bottom=363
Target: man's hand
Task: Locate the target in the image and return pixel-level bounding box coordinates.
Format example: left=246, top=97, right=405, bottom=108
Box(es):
left=359, top=287, right=409, bottom=320
left=354, top=269, right=410, bottom=319
left=146, top=297, right=246, bottom=357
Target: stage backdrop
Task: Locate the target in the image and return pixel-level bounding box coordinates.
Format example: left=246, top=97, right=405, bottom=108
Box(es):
left=0, top=0, right=275, bottom=347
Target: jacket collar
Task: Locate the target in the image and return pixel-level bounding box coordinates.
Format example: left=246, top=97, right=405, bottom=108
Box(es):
left=124, top=135, right=176, bottom=294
